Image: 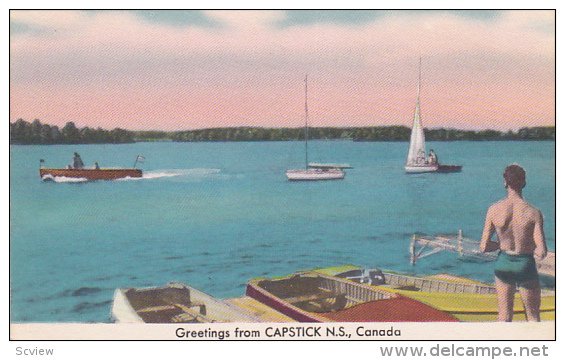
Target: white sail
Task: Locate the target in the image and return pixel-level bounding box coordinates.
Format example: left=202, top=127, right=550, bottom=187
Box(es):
left=404, top=59, right=460, bottom=174
left=406, top=98, right=426, bottom=166
left=406, top=58, right=429, bottom=167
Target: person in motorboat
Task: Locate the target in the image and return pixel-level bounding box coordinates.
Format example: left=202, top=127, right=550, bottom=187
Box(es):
left=480, top=164, right=547, bottom=322
left=428, top=149, right=438, bottom=164
left=72, top=152, right=84, bottom=169
left=94, top=162, right=100, bottom=170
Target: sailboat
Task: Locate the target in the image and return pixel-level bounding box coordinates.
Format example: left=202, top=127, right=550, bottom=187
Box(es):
left=405, top=59, right=462, bottom=174
left=286, top=76, right=346, bottom=181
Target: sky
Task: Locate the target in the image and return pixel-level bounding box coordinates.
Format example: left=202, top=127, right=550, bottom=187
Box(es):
left=9, top=10, right=555, bottom=131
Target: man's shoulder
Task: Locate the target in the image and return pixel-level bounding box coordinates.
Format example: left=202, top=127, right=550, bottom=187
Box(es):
left=522, top=201, right=542, bottom=217
left=488, top=199, right=507, bottom=211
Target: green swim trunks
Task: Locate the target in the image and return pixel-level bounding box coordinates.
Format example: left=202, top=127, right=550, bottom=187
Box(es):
left=494, top=252, right=539, bottom=288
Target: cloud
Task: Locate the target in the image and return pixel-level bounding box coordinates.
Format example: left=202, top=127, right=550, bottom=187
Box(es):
left=10, top=10, right=89, bottom=32
left=9, top=10, right=555, bottom=130
left=10, top=10, right=554, bottom=61
left=202, top=10, right=285, bottom=29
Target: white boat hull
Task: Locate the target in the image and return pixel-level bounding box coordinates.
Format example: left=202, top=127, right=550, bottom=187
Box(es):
left=286, top=168, right=345, bottom=181
left=111, top=288, right=144, bottom=323
left=308, top=162, right=353, bottom=169
left=404, top=164, right=439, bottom=173
left=111, top=283, right=259, bottom=323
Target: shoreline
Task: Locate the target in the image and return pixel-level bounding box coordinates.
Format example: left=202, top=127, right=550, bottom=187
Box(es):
left=9, top=138, right=557, bottom=145
left=10, top=120, right=555, bottom=144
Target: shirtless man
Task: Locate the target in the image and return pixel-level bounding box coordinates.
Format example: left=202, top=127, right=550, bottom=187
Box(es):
left=480, top=164, right=547, bottom=322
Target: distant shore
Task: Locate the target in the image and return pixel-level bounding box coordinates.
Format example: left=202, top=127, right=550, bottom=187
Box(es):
left=10, top=119, right=555, bottom=145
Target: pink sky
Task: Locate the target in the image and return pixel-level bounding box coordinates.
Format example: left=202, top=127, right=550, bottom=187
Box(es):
left=10, top=10, right=555, bottom=131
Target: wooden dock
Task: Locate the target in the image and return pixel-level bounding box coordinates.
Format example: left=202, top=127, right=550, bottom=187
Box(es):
left=410, top=231, right=555, bottom=278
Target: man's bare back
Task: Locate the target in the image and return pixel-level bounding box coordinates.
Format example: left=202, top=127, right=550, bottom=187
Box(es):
left=482, top=197, right=546, bottom=258
left=480, top=164, right=547, bottom=321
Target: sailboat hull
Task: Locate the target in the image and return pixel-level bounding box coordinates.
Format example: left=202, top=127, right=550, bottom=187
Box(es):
left=286, top=169, right=345, bottom=181
left=308, top=162, right=353, bottom=170
left=436, top=165, right=463, bottom=173
left=404, top=164, right=439, bottom=173
left=404, top=164, right=462, bottom=173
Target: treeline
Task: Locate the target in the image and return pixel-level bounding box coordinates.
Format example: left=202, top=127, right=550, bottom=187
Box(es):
left=170, top=126, right=410, bottom=141
left=10, top=119, right=134, bottom=144
left=9, top=119, right=555, bottom=144
left=169, top=126, right=555, bottom=142
left=423, top=127, right=556, bottom=141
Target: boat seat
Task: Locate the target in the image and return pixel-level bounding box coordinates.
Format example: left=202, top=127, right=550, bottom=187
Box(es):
left=285, top=292, right=345, bottom=305
left=296, top=293, right=349, bottom=313
left=174, top=302, right=206, bottom=315
left=171, top=303, right=213, bottom=323
left=137, top=305, right=177, bottom=313
left=171, top=312, right=215, bottom=323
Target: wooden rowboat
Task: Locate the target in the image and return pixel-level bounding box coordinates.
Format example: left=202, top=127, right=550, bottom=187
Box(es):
left=246, top=272, right=458, bottom=322
left=315, top=265, right=555, bottom=322
left=111, top=282, right=259, bottom=323
left=40, top=168, right=142, bottom=181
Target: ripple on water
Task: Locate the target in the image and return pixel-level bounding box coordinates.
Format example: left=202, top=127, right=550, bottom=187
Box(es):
left=72, top=300, right=112, bottom=314
left=70, top=287, right=104, bottom=297
left=28, top=287, right=105, bottom=303
left=90, top=275, right=119, bottom=282
left=457, top=257, right=493, bottom=264
left=171, top=268, right=194, bottom=275
left=434, top=264, right=456, bottom=271
left=379, top=262, right=396, bottom=269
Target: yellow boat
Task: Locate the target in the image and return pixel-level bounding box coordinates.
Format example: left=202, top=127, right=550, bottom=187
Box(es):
left=314, top=265, right=555, bottom=322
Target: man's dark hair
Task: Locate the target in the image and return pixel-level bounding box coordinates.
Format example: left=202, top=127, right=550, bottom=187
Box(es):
left=504, top=164, right=526, bottom=191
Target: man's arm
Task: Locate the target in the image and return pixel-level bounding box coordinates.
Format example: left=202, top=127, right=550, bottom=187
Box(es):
left=533, top=209, right=547, bottom=259
left=480, top=207, right=499, bottom=252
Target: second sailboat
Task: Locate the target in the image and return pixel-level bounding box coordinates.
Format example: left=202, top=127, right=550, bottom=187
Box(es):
left=286, top=75, right=346, bottom=181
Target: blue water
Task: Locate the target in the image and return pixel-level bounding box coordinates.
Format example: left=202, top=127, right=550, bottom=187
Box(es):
left=10, top=141, right=555, bottom=322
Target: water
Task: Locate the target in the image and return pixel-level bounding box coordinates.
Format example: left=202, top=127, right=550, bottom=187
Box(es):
left=9, top=141, right=555, bottom=322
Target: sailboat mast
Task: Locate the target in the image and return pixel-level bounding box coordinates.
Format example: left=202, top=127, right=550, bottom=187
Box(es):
left=304, top=75, right=309, bottom=168
left=418, top=56, right=422, bottom=100
left=406, top=57, right=426, bottom=167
